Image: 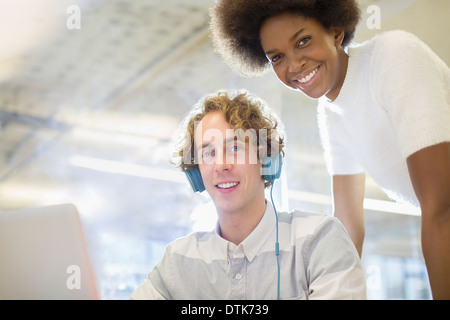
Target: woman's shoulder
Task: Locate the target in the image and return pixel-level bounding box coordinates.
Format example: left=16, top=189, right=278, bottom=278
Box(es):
left=372, top=29, right=420, bottom=42
left=350, top=30, right=423, bottom=55
left=352, top=30, right=445, bottom=79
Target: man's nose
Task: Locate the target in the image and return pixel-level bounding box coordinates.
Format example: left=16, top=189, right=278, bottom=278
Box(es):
left=214, top=149, right=233, bottom=172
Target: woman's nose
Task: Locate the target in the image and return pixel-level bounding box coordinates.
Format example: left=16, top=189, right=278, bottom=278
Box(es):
left=287, top=54, right=306, bottom=74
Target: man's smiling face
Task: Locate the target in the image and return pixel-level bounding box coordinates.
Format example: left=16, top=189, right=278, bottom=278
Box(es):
left=194, top=111, right=265, bottom=216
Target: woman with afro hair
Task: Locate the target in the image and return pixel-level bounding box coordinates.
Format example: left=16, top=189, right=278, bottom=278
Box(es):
left=210, top=0, right=450, bottom=299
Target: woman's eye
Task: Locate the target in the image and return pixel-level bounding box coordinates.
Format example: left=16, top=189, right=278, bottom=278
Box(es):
left=297, top=36, right=311, bottom=47
left=270, top=54, right=282, bottom=64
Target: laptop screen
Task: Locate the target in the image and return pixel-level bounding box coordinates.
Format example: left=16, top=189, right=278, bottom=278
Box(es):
left=0, top=203, right=99, bottom=300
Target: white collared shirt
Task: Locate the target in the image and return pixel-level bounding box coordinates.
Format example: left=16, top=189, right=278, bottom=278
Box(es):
left=131, top=202, right=366, bottom=300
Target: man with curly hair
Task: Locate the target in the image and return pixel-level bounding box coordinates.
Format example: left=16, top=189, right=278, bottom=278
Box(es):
left=209, top=0, right=450, bottom=299
left=131, top=90, right=366, bottom=299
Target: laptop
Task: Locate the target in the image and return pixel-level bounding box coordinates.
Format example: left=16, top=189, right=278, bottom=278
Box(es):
left=0, top=203, right=100, bottom=300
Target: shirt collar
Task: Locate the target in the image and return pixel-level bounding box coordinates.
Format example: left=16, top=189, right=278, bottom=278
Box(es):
left=214, top=200, right=277, bottom=263
left=241, top=201, right=276, bottom=262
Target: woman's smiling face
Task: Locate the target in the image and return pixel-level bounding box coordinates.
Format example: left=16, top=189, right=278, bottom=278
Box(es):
left=259, top=12, right=347, bottom=101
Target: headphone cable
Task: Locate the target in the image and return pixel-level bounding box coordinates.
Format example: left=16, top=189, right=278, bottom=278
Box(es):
left=270, top=181, right=280, bottom=300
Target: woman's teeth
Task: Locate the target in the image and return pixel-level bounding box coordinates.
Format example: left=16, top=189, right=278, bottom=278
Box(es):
left=298, top=67, right=318, bottom=83
left=217, top=182, right=239, bottom=189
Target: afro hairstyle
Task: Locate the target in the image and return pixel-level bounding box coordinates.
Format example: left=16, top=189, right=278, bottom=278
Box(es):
left=209, top=0, right=361, bottom=77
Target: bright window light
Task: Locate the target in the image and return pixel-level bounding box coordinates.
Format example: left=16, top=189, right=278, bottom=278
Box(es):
left=69, top=155, right=185, bottom=183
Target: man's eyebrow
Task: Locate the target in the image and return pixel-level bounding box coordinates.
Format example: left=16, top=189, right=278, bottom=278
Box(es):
left=199, top=141, right=214, bottom=150
left=264, top=28, right=306, bottom=56
left=199, top=137, right=242, bottom=150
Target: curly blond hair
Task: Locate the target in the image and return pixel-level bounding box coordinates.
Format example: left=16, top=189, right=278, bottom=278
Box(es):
left=172, top=90, right=285, bottom=187
left=209, top=0, right=361, bottom=77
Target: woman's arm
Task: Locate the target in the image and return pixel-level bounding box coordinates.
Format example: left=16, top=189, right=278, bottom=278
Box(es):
left=332, top=173, right=366, bottom=257
left=407, top=142, right=450, bottom=299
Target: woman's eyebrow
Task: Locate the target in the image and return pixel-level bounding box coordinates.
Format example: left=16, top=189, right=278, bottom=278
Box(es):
left=265, top=48, right=277, bottom=56
left=289, top=27, right=306, bottom=42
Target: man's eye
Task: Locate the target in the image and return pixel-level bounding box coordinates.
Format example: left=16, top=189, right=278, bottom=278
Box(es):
left=231, top=145, right=242, bottom=152
left=202, top=150, right=215, bottom=158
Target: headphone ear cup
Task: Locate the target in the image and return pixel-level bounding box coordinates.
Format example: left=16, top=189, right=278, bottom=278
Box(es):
left=185, top=166, right=206, bottom=193
left=262, top=154, right=282, bottom=182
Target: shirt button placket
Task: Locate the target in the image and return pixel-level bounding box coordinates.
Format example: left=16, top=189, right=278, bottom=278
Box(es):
left=230, top=259, right=246, bottom=299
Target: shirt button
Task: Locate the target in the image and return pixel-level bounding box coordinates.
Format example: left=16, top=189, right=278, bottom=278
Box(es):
left=235, top=273, right=242, bottom=280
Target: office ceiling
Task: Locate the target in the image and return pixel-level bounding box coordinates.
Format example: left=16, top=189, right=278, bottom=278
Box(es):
left=0, top=0, right=448, bottom=261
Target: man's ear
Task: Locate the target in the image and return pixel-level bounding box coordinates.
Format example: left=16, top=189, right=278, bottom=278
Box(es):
left=331, top=27, right=345, bottom=47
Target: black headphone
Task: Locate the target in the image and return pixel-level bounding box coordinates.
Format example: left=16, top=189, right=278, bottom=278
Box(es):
left=184, top=154, right=283, bottom=193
